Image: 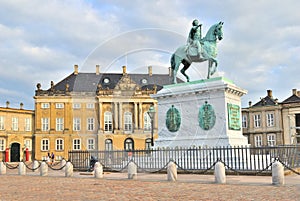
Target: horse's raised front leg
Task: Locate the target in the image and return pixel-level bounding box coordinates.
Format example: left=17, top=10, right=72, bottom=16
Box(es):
left=207, top=59, right=218, bottom=79
left=173, top=68, right=177, bottom=84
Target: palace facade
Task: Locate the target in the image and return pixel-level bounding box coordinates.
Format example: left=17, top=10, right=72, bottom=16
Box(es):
left=33, top=65, right=177, bottom=160
left=242, top=89, right=300, bottom=146
left=0, top=102, right=34, bottom=162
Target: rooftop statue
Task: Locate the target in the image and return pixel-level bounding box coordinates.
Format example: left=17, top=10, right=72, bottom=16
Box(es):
left=171, top=20, right=224, bottom=83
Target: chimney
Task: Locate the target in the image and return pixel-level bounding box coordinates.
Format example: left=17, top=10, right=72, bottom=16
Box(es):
left=267, top=90, right=272, bottom=98
left=292, top=88, right=297, bottom=95
left=96, top=65, right=100, bottom=75
left=6, top=101, right=10, bottom=108
left=248, top=101, right=252, bottom=107
left=148, top=66, right=153, bottom=76
left=74, top=64, right=79, bottom=75
left=297, top=91, right=300, bottom=97
left=122, top=65, right=127, bottom=75
left=168, top=67, right=172, bottom=76
left=20, top=102, right=24, bottom=110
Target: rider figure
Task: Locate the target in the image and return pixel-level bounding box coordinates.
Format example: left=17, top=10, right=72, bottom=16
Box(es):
left=187, top=19, right=202, bottom=56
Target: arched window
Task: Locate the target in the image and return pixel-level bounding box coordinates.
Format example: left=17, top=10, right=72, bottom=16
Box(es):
left=105, top=139, right=113, bottom=151
left=124, top=112, right=132, bottom=132
left=124, top=138, right=134, bottom=151
left=144, top=112, right=151, bottom=131
left=104, top=111, right=113, bottom=132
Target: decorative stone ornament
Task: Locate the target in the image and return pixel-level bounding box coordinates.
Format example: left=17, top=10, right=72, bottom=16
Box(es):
left=198, top=101, right=216, bottom=130
left=166, top=105, right=181, bottom=132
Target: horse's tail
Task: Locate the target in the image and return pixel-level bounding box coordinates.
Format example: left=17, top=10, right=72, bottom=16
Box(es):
left=170, top=53, right=176, bottom=70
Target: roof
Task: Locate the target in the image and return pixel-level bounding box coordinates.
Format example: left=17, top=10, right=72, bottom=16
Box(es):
left=252, top=96, right=278, bottom=107
left=49, top=72, right=183, bottom=93
left=281, top=94, right=300, bottom=104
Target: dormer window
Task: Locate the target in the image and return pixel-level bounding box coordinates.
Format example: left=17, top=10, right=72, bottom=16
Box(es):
left=103, top=78, right=110, bottom=84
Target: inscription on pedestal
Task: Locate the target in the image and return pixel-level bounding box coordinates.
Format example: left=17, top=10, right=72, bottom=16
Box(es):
left=227, top=103, right=241, bottom=130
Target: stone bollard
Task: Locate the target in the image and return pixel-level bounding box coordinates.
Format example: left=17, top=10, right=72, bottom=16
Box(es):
left=214, top=161, right=226, bottom=184
left=167, top=161, right=177, bottom=181
left=18, top=162, right=26, bottom=176
left=32, top=160, right=40, bottom=172
left=272, top=160, right=284, bottom=186
left=65, top=162, right=73, bottom=177
left=60, top=159, right=67, bottom=171
left=94, top=162, right=103, bottom=179
left=0, top=161, right=6, bottom=175
left=40, top=161, right=48, bottom=176
left=128, top=161, right=137, bottom=179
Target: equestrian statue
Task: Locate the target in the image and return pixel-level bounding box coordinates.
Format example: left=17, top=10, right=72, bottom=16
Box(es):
left=170, top=20, right=224, bottom=83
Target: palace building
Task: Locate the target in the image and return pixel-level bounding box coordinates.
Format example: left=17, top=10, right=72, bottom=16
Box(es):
left=34, top=65, right=178, bottom=160
left=0, top=102, right=34, bottom=162
left=242, top=89, right=300, bottom=146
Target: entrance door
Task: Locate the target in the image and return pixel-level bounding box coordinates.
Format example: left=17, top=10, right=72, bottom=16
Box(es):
left=10, top=143, right=20, bottom=162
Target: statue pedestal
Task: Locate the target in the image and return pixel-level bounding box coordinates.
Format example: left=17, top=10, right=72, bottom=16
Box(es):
left=151, top=77, right=249, bottom=148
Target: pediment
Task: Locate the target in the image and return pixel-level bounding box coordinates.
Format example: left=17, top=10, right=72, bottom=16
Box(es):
left=114, top=74, right=139, bottom=91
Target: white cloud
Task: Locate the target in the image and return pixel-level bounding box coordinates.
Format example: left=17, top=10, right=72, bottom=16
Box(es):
left=0, top=0, right=300, bottom=108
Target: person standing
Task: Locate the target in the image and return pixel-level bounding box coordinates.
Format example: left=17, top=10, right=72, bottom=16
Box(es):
left=51, top=152, right=55, bottom=165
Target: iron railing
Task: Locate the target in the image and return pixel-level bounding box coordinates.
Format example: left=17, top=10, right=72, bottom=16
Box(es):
left=68, top=145, right=300, bottom=173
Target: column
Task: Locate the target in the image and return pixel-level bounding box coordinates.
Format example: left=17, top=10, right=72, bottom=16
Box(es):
left=134, top=102, right=138, bottom=129
left=99, top=102, right=103, bottom=131
left=119, top=102, right=123, bottom=130
left=114, top=102, right=118, bottom=130
left=138, top=102, right=143, bottom=130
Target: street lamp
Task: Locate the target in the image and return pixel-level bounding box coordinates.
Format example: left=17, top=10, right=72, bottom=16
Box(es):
left=147, top=105, right=156, bottom=146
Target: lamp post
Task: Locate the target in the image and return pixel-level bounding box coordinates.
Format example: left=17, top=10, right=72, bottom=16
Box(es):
left=147, top=105, right=156, bottom=146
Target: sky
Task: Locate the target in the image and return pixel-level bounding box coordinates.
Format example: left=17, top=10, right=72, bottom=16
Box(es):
left=0, top=0, right=300, bottom=109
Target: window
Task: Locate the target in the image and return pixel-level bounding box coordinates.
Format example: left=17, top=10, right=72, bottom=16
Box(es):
left=266, top=113, right=274, bottom=127
left=56, top=118, right=64, bottom=131
left=41, top=118, right=49, bottom=131
left=56, top=103, right=64, bottom=108
left=242, top=115, right=247, bottom=128
left=87, top=118, right=95, bottom=131
left=267, top=134, right=276, bottom=146
left=73, top=139, right=81, bottom=150
left=25, top=118, right=31, bottom=131
left=254, top=135, right=262, bottom=147
left=124, top=138, right=134, bottom=151
left=0, top=116, right=4, bottom=130
left=0, top=138, right=5, bottom=151
left=41, top=139, right=49, bottom=151
left=86, top=103, right=94, bottom=109
left=105, top=139, right=113, bottom=151
left=41, top=103, right=50, bottom=109
left=104, top=112, right=113, bottom=132
left=12, top=117, right=18, bottom=131
left=124, top=112, right=132, bottom=132
left=87, top=138, right=95, bottom=150
left=56, top=139, right=64, bottom=151
left=73, top=118, right=81, bottom=131
left=254, top=114, right=261, bottom=128
left=144, top=112, right=151, bottom=131
left=24, top=139, right=32, bottom=151
left=73, top=103, right=81, bottom=109
left=145, top=138, right=152, bottom=150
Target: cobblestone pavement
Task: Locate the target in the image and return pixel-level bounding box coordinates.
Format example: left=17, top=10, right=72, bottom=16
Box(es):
left=0, top=168, right=299, bottom=201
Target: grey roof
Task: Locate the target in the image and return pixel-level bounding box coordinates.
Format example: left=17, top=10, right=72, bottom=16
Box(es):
left=252, top=96, right=278, bottom=107
left=281, top=94, right=300, bottom=104
left=50, top=72, right=183, bottom=92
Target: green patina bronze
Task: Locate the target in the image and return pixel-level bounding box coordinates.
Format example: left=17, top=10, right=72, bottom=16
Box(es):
left=171, top=20, right=224, bottom=83
left=198, top=101, right=216, bottom=130
left=166, top=105, right=181, bottom=132
left=227, top=103, right=241, bottom=130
